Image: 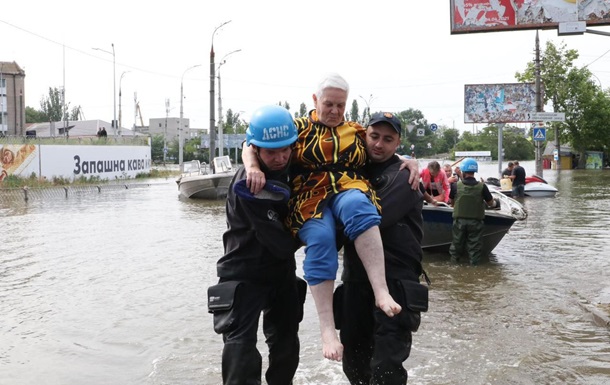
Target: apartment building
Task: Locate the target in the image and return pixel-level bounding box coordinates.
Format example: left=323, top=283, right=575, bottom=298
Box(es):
left=0, top=61, right=26, bottom=136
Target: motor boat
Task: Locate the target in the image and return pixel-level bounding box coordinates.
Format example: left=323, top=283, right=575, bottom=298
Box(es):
left=422, top=191, right=527, bottom=255
left=176, top=156, right=236, bottom=199
left=522, top=175, right=559, bottom=197
left=486, top=175, right=558, bottom=198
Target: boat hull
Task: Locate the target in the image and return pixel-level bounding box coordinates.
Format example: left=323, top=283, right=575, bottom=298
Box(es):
left=177, top=173, right=234, bottom=200
left=495, top=182, right=558, bottom=198
left=422, top=203, right=517, bottom=255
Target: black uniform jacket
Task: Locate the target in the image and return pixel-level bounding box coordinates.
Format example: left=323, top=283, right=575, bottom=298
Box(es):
left=217, top=167, right=299, bottom=282
left=342, top=155, right=424, bottom=282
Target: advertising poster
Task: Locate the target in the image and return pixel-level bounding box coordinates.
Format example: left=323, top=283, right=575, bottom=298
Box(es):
left=0, top=144, right=39, bottom=181
left=464, top=83, right=538, bottom=123
left=451, top=0, right=610, bottom=34
left=585, top=151, right=603, bottom=169
left=40, top=145, right=151, bottom=180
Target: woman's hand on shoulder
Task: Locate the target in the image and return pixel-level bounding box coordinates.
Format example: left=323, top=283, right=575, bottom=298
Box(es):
left=398, top=157, right=420, bottom=190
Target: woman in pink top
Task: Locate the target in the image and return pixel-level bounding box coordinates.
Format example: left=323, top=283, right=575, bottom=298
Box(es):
left=420, top=161, right=450, bottom=203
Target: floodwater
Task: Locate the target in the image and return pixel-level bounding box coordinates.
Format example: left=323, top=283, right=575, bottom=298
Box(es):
left=1, top=161, right=609, bottom=385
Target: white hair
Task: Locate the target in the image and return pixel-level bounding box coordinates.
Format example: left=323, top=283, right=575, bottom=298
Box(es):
left=315, top=72, right=349, bottom=98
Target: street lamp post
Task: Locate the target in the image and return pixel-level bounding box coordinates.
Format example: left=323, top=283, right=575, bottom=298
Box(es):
left=358, top=94, right=376, bottom=124
left=217, top=49, right=241, bottom=158
left=210, top=20, right=231, bottom=163
left=93, top=43, right=117, bottom=136
left=179, top=64, right=202, bottom=167
left=119, top=71, right=130, bottom=135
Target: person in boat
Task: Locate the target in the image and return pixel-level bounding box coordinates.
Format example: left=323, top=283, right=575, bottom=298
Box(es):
left=444, top=163, right=461, bottom=184
left=448, top=158, right=497, bottom=265
left=242, top=72, right=420, bottom=362
left=502, top=161, right=514, bottom=178
left=337, top=112, right=427, bottom=384
left=210, top=105, right=306, bottom=385
left=509, top=160, right=526, bottom=198
left=421, top=160, right=450, bottom=203
left=443, top=163, right=460, bottom=199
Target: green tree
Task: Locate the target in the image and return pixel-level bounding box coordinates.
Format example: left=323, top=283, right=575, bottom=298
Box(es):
left=278, top=101, right=290, bottom=111
left=297, top=103, right=307, bottom=118
left=349, top=99, right=360, bottom=123
left=395, top=108, right=427, bottom=156
left=515, top=41, right=610, bottom=163
left=151, top=134, right=165, bottom=163
left=441, top=128, right=460, bottom=149
left=40, top=87, right=66, bottom=122
left=223, top=109, right=247, bottom=134
left=25, top=106, right=46, bottom=123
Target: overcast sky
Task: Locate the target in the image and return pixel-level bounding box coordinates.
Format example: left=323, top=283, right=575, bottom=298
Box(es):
left=3, top=0, right=610, bottom=133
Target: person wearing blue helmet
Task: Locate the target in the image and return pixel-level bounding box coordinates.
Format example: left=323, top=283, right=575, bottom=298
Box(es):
left=209, top=105, right=306, bottom=385
left=448, top=158, right=497, bottom=265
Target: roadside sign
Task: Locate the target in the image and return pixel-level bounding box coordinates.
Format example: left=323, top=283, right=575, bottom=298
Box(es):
left=430, top=123, right=438, bottom=132
left=416, top=128, right=425, bottom=137
left=533, top=127, right=546, bottom=141
left=553, top=149, right=559, bottom=161
left=526, top=112, right=565, bottom=122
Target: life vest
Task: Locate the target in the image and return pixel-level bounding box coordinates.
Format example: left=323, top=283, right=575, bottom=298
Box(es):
left=453, top=181, right=485, bottom=220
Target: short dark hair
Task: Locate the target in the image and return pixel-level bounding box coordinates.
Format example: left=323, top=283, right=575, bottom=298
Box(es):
left=507, top=162, right=514, bottom=167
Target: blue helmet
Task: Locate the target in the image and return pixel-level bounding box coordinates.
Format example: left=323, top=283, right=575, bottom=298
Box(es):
left=461, top=158, right=478, bottom=173
left=246, top=105, right=298, bottom=149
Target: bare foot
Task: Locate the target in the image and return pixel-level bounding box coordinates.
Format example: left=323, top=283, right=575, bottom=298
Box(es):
left=321, top=328, right=343, bottom=361
left=376, top=292, right=402, bottom=317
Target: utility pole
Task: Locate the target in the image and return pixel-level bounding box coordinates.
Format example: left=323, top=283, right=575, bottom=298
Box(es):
left=133, top=92, right=137, bottom=134
left=217, top=49, right=241, bottom=158
left=534, top=30, right=545, bottom=176
left=164, top=98, right=170, bottom=163
left=210, top=20, right=231, bottom=163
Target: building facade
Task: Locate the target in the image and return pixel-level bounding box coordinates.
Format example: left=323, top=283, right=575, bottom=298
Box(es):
left=148, top=117, right=197, bottom=141
left=0, top=61, right=26, bottom=136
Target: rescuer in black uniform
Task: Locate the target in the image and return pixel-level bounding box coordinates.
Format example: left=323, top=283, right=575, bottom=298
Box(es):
left=209, top=105, right=305, bottom=385
left=337, top=112, right=428, bottom=385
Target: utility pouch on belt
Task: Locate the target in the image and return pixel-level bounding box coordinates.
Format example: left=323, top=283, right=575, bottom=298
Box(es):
left=400, top=280, right=429, bottom=312
left=208, top=281, right=242, bottom=334
left=208, top=281, right=241, bottom=313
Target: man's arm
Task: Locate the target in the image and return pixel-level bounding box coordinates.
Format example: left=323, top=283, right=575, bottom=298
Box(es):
left=241, top=142, right=266, bottom=194
left=482, top=184, right=496, bottom=207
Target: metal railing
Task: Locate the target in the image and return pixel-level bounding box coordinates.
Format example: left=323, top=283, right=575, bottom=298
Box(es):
left=0, top=182, right=161, bottom=204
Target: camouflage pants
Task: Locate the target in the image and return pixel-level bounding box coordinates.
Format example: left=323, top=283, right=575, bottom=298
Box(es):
left=449, top=218, right=484, bottom=265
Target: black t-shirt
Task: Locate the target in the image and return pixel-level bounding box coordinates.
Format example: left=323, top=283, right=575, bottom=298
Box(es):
left=512, top=165, right=526, bottom=186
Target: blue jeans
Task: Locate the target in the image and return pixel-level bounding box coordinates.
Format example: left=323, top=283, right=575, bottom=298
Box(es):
left=299, top=189, right=381, bottom=285
left=512, top=184, right=525, bottom=198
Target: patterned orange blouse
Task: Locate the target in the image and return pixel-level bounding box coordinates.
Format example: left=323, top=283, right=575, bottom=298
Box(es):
left=286, top=110, right=380, bottom=236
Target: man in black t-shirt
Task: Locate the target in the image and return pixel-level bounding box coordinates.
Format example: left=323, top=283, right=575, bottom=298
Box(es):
left=510, top=160, right=526, bottom=198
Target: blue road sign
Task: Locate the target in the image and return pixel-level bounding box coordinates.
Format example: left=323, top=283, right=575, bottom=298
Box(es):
left=533, top=127, right=546, bottom=141
left=430, top=123, right=438, bottom=132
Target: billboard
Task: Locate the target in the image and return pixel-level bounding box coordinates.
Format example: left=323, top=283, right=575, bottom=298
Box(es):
left=451, top=0, right=610, bottom=34
left=0, top=144, right=151, bottom=181
left=464, top=83, right=538, bottom=123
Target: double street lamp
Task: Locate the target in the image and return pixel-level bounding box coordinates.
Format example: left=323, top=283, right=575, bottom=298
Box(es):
left=179, top=64, right=202, bottom=167
left=93, top=43, right=117, bottom=136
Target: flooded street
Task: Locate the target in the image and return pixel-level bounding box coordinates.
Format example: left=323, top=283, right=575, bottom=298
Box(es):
left=1, top=162, right=609, bottom=384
